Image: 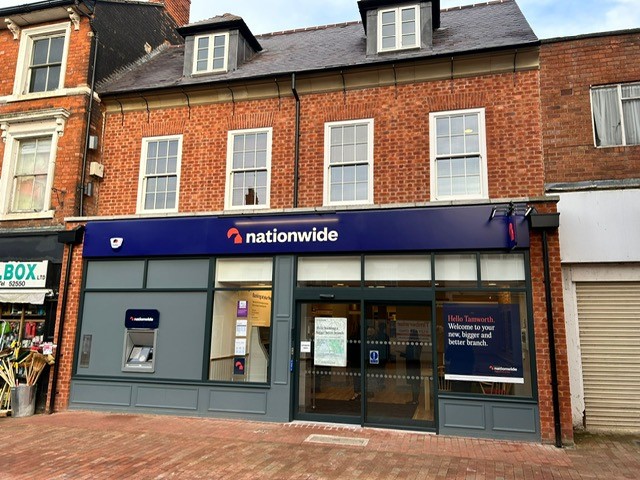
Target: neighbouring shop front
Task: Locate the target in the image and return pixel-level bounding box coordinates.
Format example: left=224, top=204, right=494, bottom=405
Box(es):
left=0, top=231, right=62, bottom=415
left=70, top=204, right=541, bottom=441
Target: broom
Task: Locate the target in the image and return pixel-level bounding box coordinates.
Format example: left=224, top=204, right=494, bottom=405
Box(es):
left=19, top=352, right=52, bottom=386
left=0, top=358, right=16, bottom=388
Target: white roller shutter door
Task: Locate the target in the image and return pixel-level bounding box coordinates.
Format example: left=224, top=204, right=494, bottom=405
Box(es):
left=576, top=282, right=640, bottom=431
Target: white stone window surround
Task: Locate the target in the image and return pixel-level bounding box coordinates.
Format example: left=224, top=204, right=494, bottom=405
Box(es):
left=377, top=4, right=421, bottom=53
left=323, top=118, right=375, bottom=207
left=136, top=135, right=183, bottom=214
left=192, top=32, right=230, bottom=75
left=429, top=107, right=489, bottom=201
left=12, top=22, right=72, bottom=99
left=0, top=109, right=69, bottom=221
left=225, top=127, right=273, bottom=211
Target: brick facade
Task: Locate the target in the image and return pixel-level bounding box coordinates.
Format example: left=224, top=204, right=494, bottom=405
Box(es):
left=0, top=19, right=94, bottom=226
left=45, top=57, right=574, bottom=444
left=540, top=32, right=640, bottom=184
left=96, top=71, right=545, bottom=215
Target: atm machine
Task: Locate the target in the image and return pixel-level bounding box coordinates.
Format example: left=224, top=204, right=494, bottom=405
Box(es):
left=122, top=309, right=159, bottom=373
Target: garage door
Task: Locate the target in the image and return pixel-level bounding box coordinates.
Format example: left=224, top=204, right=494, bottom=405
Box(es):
left=576, top=282, right=640, bottom=431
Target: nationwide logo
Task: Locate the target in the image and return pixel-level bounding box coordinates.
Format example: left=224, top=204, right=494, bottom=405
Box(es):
left=226, top=226, right=339, bottom=245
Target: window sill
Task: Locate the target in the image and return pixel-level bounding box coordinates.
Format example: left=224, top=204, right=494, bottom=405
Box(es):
left=430, top=195, right=489, bottom=203
left=191, top=69, right=228, bottom=77
left=0, top=210, right=55, bottom=222
left=376, top=45, right=421, bottom=54
left=323, top=200, right=374, bottom=208
left=135, top=209, right=180, bottom=216
left=1, top=87, right=92, bottom=103
left=224, top=204, right=270, bottom=212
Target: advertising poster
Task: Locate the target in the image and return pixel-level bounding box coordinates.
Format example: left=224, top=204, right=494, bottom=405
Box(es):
left=314, top=317, right=347, bottom=367
left=443, top=303, right=524, bottom=383
left=234, top=338, right=246, bottom=356
left=237, top=300, right=248, bottom=318
left=235, top=319, right=248, bottom=337
left=233, top=357, right=246, bottom=375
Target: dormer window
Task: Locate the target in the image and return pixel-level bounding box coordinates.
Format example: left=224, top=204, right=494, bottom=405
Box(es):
left=378, top=5, right=420, bottom=52
left=193, top=32, right=229, bottom=74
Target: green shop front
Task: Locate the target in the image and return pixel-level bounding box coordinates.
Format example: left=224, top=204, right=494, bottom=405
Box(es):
left=69, top=204, right=540, bottom=441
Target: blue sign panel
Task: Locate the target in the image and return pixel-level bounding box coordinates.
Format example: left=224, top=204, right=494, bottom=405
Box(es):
left=443, top=304, right=523, bottom=384
left=369, top=350, right=380, bottom=365
left=125, top=309, right=160, bottom=329
left=83, top=205, right=530, bottom=258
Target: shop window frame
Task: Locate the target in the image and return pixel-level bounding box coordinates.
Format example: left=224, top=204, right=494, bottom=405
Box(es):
left=13, top=22, right=72, bottom=99
left=429, top=108, right=488, bottom=201
left=225, top=127, right=272, bottom=211
left=293, top=251, right=537, bottom=403
left=136, top=135, right=183, bottom=214
left=590, top=82, right=640, bottom=147
left=323, top=118, right=375, bottom=207
left=74, top=256, right=276, bottom=388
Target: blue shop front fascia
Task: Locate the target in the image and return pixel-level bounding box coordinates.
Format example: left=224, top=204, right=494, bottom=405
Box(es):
left=82, top=204, right=529, bottom=258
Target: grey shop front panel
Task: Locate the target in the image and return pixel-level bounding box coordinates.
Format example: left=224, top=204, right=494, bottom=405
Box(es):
left=77, top=291, right=207, bottom=380
left=71, top=256, right=295, bottom=423
left=438, top=398, right=540, bottom=441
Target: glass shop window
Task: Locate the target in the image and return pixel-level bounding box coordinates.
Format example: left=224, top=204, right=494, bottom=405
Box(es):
left=435, top=290, right=532, bottom=398
left=480, top=254, right=526, bottom=288
left=209, top=258, right=273, bottom=383
left=434, top=254, right=477, bottom=287
left=297, top=256, right=361, bottom=287
left=364, top=255, right=431, bottom=287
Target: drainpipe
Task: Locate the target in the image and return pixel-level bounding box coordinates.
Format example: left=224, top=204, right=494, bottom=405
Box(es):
left=529, top=211, right=562, bottom=448
left=48, top=226, right=85, bottom=414
left=78, top=25, right=99, bottom=217
left=291, top=73, right=300, bottom=208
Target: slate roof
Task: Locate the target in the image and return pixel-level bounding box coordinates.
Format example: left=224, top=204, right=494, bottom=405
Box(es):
left=99, top=0, right=538, bottom=95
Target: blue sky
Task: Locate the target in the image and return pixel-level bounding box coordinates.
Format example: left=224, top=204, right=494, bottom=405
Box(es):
left=0, top=1, right=638, bottom=39
left=188, top=0, right=640, bottom=38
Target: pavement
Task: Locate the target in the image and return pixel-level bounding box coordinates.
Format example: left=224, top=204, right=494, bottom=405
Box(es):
left=0, top=411, right=638, bottom=479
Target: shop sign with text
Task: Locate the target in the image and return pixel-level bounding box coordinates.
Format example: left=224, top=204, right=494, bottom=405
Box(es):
left=0, top=261, right=48, bottom=288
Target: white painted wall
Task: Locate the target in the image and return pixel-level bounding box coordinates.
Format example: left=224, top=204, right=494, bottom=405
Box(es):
left=557, top=189, right=640, bottom=263
left=558, top=189, right=640, bottom=428
left=562, top=264, right=640, bottom=429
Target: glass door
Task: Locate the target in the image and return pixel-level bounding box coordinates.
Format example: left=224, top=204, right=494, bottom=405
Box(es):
left=295, top=300, right=435, bottom=429
left=364, top=303, right=434, bottom=427
left=296, top=302, right=362, bottom=422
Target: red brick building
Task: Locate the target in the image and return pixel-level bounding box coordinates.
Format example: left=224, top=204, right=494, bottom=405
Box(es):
left=0, top=0, right=189, bottom=412
left=53, top=0, right=571, bottom=444
left=541, top=30, right=640, bottom=433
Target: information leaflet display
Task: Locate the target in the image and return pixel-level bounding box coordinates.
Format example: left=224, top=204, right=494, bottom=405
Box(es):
left=314, top=317, right=347, bottom=367
left=444, top=304, right=523, bottom=383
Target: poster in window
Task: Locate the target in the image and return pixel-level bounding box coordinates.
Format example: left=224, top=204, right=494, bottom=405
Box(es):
left=314, top=317, right=347, bottom=367
left=443, top=303, right=523, bottom=384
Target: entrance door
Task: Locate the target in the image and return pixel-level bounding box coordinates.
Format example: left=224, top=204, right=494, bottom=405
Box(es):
left=296, top=302, right=362, bottom=421
left=295, top=301, right=434, bottom=428
left=364, top=303, right=434, bottom=427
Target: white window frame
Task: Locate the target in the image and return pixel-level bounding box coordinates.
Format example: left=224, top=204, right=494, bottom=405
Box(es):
left=225, top=127, right=272, bottom=211
left=429, top=108, right=488, bottom=201
left=0, top=113, right=68, bottom=221
left=590, top=82, right=640, bottom=148
left=192, top=32, right=229, bottom=74
left=377, top=5, right=420, bottom=53
left=323, top=119, right=375, bottom=207
left=136, top=135, right=183, bottom=214
left=13, top=22, right=71, bottom=98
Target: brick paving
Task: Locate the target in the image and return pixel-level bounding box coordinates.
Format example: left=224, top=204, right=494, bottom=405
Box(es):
left=0, top=412, right=638, bottom=479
